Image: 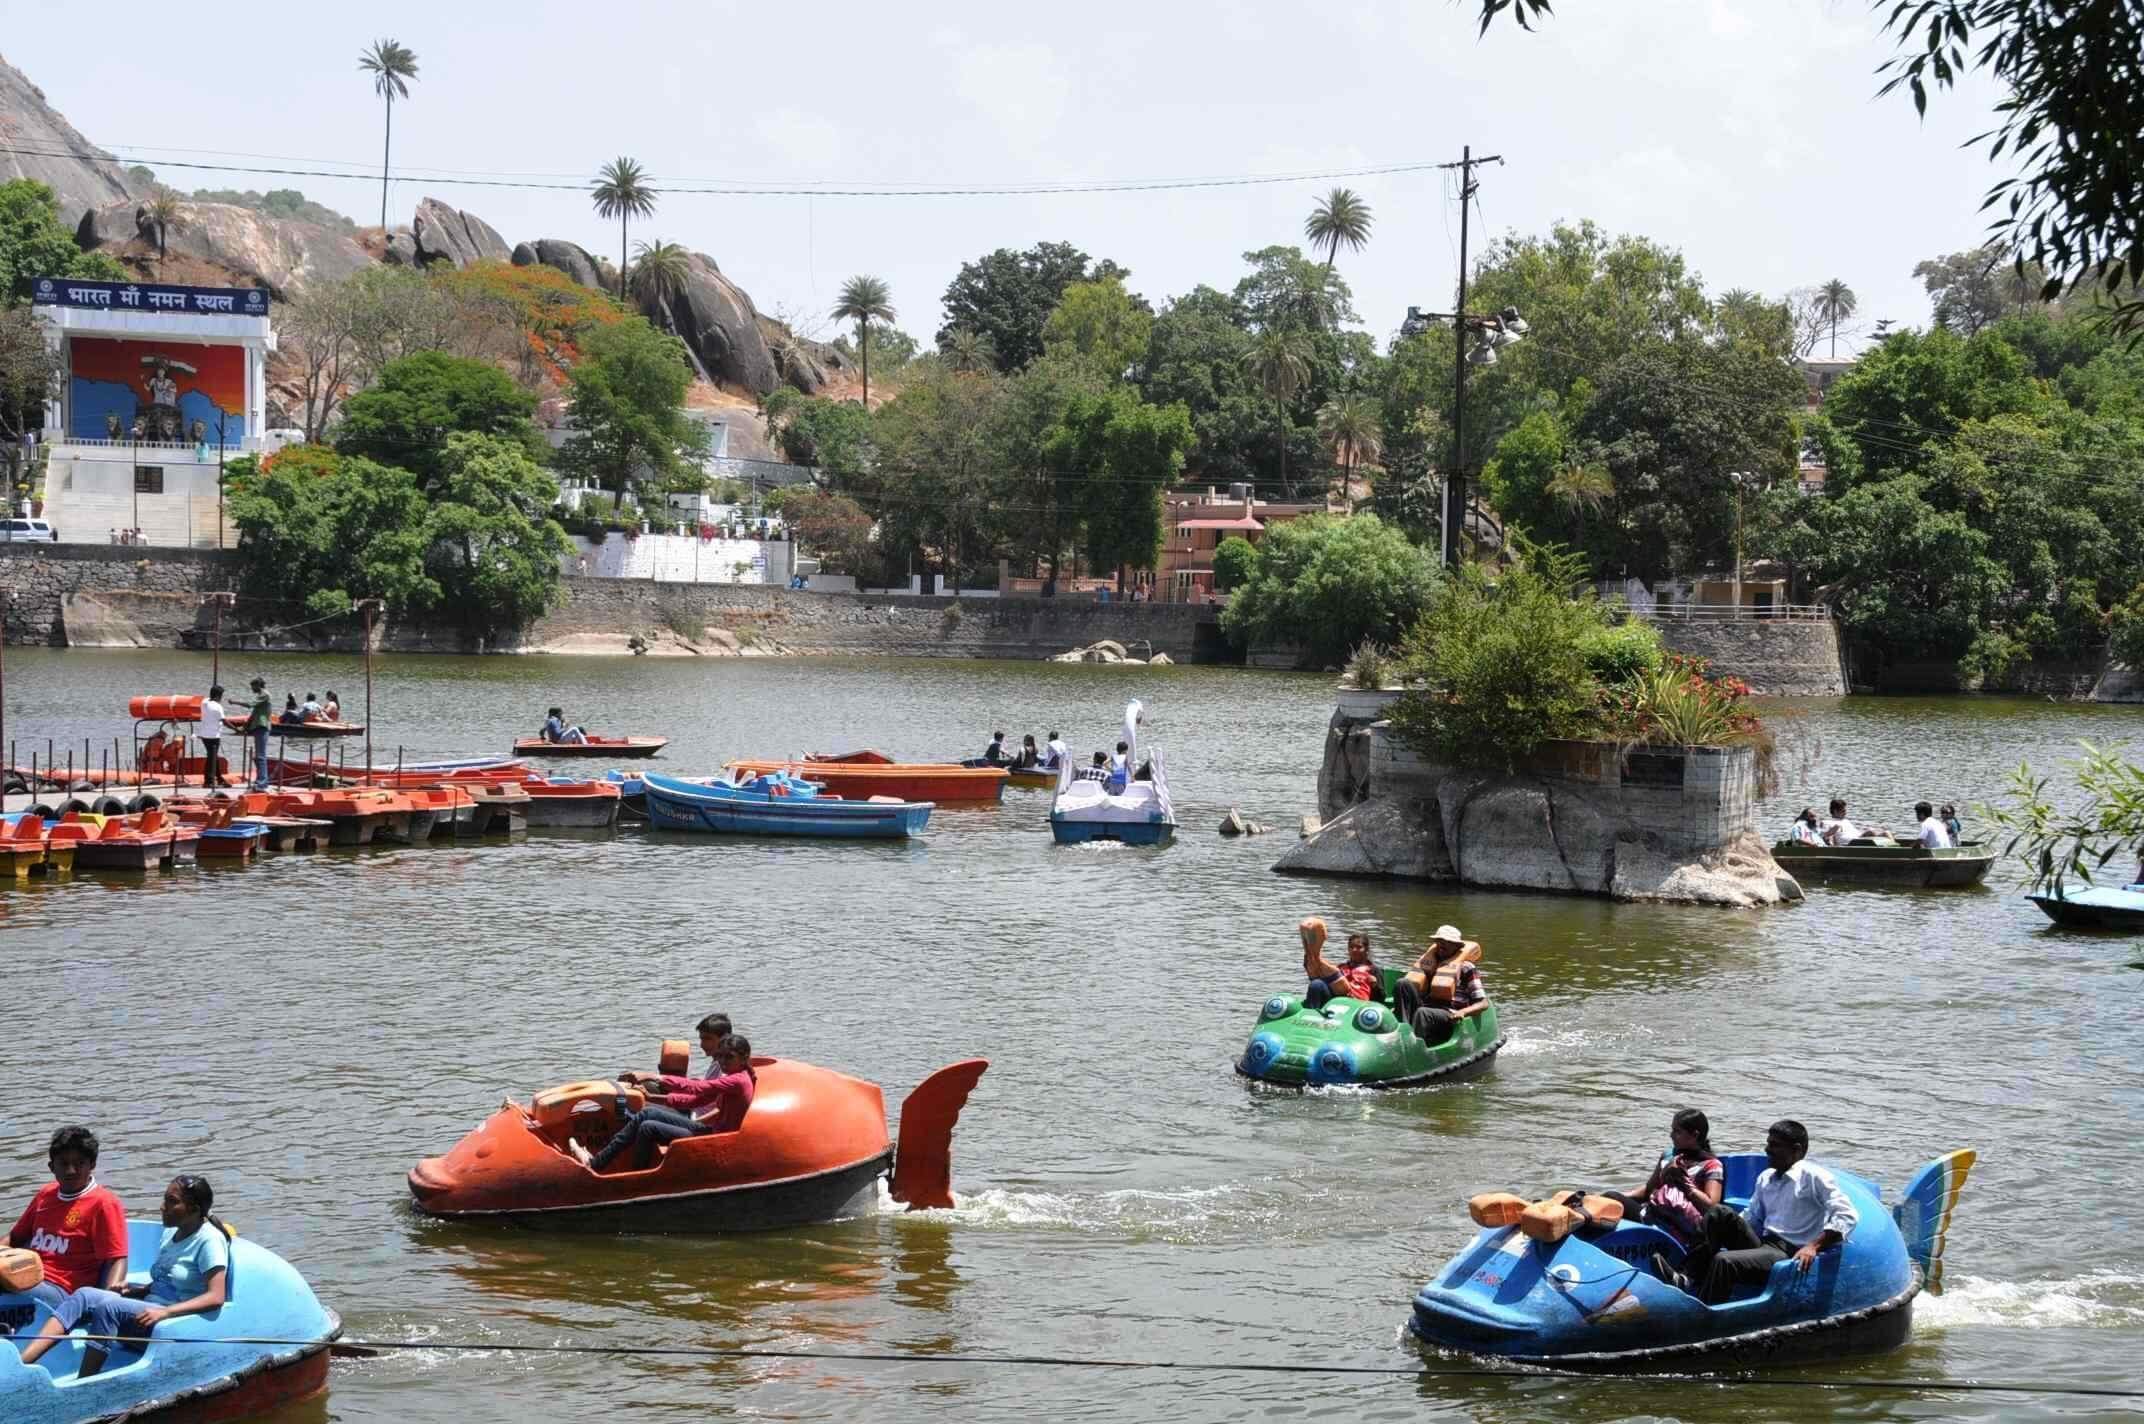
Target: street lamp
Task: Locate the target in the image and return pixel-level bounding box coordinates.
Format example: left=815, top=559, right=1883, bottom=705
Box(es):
left=129, top=417, right=143, bottom=540
left=1400, top=304, right=1526, bottom=566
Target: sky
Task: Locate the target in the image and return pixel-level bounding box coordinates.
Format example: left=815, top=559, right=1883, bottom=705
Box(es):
left=8, top=0, right=2011, bottom=355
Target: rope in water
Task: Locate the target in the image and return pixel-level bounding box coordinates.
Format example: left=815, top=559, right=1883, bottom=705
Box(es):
left=15, top=1333, right=2141, bottom=1398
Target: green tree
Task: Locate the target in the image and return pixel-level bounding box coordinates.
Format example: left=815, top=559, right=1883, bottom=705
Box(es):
left=226, top=448, right=439, bottom=619
left=832, top=274, right=896, bottom=406
left=425, top=432, right=570, bottom=629
left=760, top=388, right=875, bottom=471
left=782, top=489, right=876, bottom=575
left=143, top=186, right=181, bottom=261
left=334, top=350, right=541, bottom=490
left=553, top=319, right=709, bottom=509
left=937, top=241, right=1128, bottom=372
left=1041, top=275, right=1153, bottom=379
left=1221, top=514, right=1437, bottom=664
left=1138, top=285, right=1262, bottom=489
left=1815, top=278, right=1857, bottom=357
left=591, top=158, right=656, bottom=303
left=0, top=180, right=127, bottom=297
left=1304, top=187, right=1374, bottom=271
left=1042, top=388, right=1194, bottom=589
left=628, top=240, right=692, bottom=323
left=1315, top=392, right=1383, bottom=492
left=357, top=38, right=418, bottom=230
left=869, top=362, right=1005, bottom=586
left=831, top=325, right=919, bottom=377
left=1211, top=534, right=1257, bottom=592
left=940, top=327, right=997, bottom=374
left=0, top=305, right=59, bottom=445
left=1241, top=329, right=1312, bottom=497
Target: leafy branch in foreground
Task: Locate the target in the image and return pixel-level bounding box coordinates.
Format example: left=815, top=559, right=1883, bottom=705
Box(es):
left=1978, top=743, right=2144, bottom=892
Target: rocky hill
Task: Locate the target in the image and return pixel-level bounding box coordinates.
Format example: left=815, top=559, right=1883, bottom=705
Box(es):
left=5, top=53, right=848, bottom=400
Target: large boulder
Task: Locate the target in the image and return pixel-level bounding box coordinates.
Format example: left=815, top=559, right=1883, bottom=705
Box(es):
left=410, top=198, right=511, bottom=269
left=650, top=252, right=780, bottom=396
left=512, top=238, right=605, bottom=290
left=755, top=314, right=850, bottom=393
left=0, top=54, right=136, bottom=227
left=75, top=199, right=372, bottom=301
left=1273, top=798, right=1454, bottom=880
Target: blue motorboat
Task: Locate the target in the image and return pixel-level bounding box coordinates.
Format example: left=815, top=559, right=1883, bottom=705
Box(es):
left=2029, top=882, right=2144, bottom=930
left=1, top=1219, right=341, bottom=1422
left=1049, top=700, right=1176, bottom=846
left=1409, top=1149, right=1974, bottom=1369
left=644, top=771, right=931, bottom=839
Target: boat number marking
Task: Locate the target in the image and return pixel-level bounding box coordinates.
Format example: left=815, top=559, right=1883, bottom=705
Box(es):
left=1470, top=1269, right=1504, bottom=1286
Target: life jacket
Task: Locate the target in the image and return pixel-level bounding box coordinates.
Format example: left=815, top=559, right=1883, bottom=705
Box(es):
left=1424, top=944, right=1481, bottom=1004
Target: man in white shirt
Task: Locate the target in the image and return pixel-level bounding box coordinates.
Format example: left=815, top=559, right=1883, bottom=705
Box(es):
left=198, top=684, right=228, bottom=789
left=1819, top=798, right=1863, bottom=846
left=1040, top=731, right=1067, bottom=772
left=1654, top=1119, right=1857, bottom=1304
left=1915, top=801, right=1952, bottom=849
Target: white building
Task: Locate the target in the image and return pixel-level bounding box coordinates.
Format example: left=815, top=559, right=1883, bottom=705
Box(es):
left=30, top=277, right=274, bottom=547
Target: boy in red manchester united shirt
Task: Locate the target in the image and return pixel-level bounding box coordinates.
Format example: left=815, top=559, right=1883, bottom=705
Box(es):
left=9, top=1125, right=129, bottom=1312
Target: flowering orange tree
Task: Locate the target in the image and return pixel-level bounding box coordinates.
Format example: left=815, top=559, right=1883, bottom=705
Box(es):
left=436, top=261, right=625, bottom=387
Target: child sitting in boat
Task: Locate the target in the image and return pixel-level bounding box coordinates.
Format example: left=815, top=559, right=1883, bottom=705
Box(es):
left=574, top=1032, right=756, bottom=1171
left=8, top=1125, right=129, bottom=1314
left=1299, top=918, right=1378, bottom=1009
left=542, top=708, right=588, bottom=745
left=16, top=1175, right=229, bottom=1378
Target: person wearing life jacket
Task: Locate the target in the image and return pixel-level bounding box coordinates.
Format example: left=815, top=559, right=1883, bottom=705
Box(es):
left=137, top=725, right=175, bottom=775
left=1393, top=925, right=1489, bottom=1044
left=1299, top=917, right=1379, bottom=1009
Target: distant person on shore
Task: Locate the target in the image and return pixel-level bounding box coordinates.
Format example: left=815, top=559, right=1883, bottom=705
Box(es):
left=1299, top=918, right=1379, bottom=1009
left=543, top=708, right=588, bottom=745
left=1915, top=801, right=1952, bottom=849
left=1819, top=798, right=1862, bottom=846
left=15, top=1174, right=230, bottom=1379
left=1041, top=732, right=1068, bottom=772
left=1394, top=925, right=1489, bottom=1045
left=199, top=684, right=227, bottom=789
left=1941, top=803, right=1963, bottom=845
left=981, top=731, right=1010, bottom=766
left=321, top=691, right=341, bottom=723
left=8, top=1125, right=129, bottom=1316
left=573, top=1033, right=756, bottom=1171
left=1788, top=808, right=1823, bottom=845
left=242, top=678, right=272, bottom=788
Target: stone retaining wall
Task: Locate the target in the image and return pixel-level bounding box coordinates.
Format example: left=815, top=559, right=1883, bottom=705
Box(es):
left=1649, top=617, right=1845, bottom=696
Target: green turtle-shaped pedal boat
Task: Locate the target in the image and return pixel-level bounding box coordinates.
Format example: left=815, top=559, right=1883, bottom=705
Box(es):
left=1237, top=964, right=1505, bottom=1088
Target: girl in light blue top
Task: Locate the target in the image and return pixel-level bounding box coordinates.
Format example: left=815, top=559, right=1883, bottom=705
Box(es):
left=18, top=1175, right=230, bottom=1378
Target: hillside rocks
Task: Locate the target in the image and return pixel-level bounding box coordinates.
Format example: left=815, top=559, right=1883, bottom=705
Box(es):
left=409, top=198, right=511, bottom=269
left=75, top=199, right=372, bottom=300
left=0, top=54, right=136, bottom=226
left=513, top=238, right=605, bottom=290
left=648, top=252, right=780, bottom=395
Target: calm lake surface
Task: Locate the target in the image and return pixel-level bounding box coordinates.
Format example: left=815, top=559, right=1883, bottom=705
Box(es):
left=3, top=648, right=2141, bottom=1423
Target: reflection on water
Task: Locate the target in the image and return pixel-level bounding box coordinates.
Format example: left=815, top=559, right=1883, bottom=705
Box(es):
left=1, top=650, right=2139, bottom=1422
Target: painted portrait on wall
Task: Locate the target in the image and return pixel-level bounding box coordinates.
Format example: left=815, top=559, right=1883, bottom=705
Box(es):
left=68, top=338, right=245, bottom=444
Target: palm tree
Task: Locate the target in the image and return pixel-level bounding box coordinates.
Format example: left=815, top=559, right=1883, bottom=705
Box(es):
left=1315, top=393, right=1383, bottom=495
left=832, top=275, right=896, bottom=405
left=591, top=158, right=657, bottom=303
left=942, top=327, right=996, bottom=375
left=357, top=39, right=419, bottom=231
left=629, top=240, right=692, bottom=324
left=1304, top=187, right=1374, bottom=271
left=1545, top=459, right=1615, bottom=541
left=143, top=186, right=181, bottom=261
left=1815, top=278, right=1857, bottom=358
left=1241, top=329, right=1312, bottom=496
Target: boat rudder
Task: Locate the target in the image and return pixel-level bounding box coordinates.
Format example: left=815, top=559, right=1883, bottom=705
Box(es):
left=888, top=1058, right=989, bottom=1210
left=1892, top=1148, right=1975, bottom=1293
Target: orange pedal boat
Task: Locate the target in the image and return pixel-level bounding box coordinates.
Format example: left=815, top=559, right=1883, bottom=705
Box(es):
left=408, top=1052, right=987, bottom=1232
left=728, top=751, right=1008, bottom=803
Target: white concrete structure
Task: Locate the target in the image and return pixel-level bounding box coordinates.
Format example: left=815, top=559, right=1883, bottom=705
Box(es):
left=567, top=532, right=794, bottom=586
left=30, top=280, right=275, bottom=548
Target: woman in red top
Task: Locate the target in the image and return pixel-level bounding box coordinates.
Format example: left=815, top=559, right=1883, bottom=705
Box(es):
left=1300, top=919, right=1380, bottom=1010
left=573, top=1034, right=757, bottom=1171
left=9, top=1125, right=129, bottom=1313
left=1605, top=1108, right=1726, bottom=1250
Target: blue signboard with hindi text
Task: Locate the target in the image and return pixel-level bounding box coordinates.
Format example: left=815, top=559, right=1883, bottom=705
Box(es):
left=29, top=278, right=270, bottom=317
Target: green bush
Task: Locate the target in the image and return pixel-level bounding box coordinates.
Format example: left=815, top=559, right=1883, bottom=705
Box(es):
left=1211, top=535, right=1257, bottom=592
left=1220, top=514, right=1437, bottom=665
left=2111, top=583, right=2144, bottom=668
left=1577, top=618, right=1664, bottom=687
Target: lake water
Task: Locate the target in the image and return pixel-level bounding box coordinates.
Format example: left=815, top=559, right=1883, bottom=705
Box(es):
left=3, top=648, right=2141, bottom=1423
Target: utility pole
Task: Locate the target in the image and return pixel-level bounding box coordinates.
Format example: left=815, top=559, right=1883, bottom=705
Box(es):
left=357, top=599, right=383, bottom=786
left=1440, top=145, right=1502, bottom=568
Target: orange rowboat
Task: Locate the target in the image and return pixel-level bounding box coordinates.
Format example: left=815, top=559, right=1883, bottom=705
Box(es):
left=514, top=736, right=667, bottom=759
left=408, top=1053, right=987, bottom=1231
left=727, top=754, right=1008, bottom=804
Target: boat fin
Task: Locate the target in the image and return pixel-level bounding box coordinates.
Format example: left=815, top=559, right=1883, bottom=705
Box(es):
left=1892, top=1148, right=1976, bottom=1294
left=888, top=1059, right=989, bottom=1210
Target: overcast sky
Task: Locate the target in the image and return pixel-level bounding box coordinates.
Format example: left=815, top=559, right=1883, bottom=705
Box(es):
left=11, top=0, right=2008, bottom=354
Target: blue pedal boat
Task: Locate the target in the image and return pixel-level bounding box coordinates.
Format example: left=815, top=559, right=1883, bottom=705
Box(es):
left=1, top=1219, right=341, bottom=1423
left=2028, top=882, right=2144, bottom=930
left=644, top=771, right=932, bottom=839
left=1409, top=1149, right=1974, bottom=1369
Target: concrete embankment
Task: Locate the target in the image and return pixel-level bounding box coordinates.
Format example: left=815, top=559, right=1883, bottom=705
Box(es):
left=1649, top=616, right=1846, bottom=696
left=0, top=545, right=1228, bottom=661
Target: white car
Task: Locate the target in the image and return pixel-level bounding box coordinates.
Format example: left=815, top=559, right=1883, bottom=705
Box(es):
left=2, top=517, right=57, bottom=541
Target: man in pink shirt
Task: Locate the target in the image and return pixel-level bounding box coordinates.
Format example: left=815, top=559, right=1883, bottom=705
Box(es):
left=573, top=1034, right=756, bottom=1171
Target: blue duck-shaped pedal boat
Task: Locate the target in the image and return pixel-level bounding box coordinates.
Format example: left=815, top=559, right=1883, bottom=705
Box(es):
left=1, top=1219, right=340, bottom=1423
left=1409, top=1149, right=1973, bottom=1369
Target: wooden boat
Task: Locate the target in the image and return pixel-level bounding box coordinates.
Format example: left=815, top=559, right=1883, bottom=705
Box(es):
left=2, top=1217, right=341, bottom=1424
left=730, top=752, right=1006, bottom=803
left=646, top=772, right=931, bottom=839
left=1769, top=837, right=1995, bottom=887
left=521, top=778, right=623, bottom=829
left=514, top=735, right=668, bottom=759
left=408, top=1044, right=987, bottom=1231
left=2028, top=882, right=2144, bottom=929
left=45, top=809, right=200, bottom=870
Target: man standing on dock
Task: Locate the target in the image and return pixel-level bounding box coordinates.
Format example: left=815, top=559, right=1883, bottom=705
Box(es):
left=241, top=678, right=272, bottom=790
left=199, top=685, right=228, bottom=790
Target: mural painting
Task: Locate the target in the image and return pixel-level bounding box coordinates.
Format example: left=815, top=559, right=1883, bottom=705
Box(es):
left=67, top=338, right=245, bottom=444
